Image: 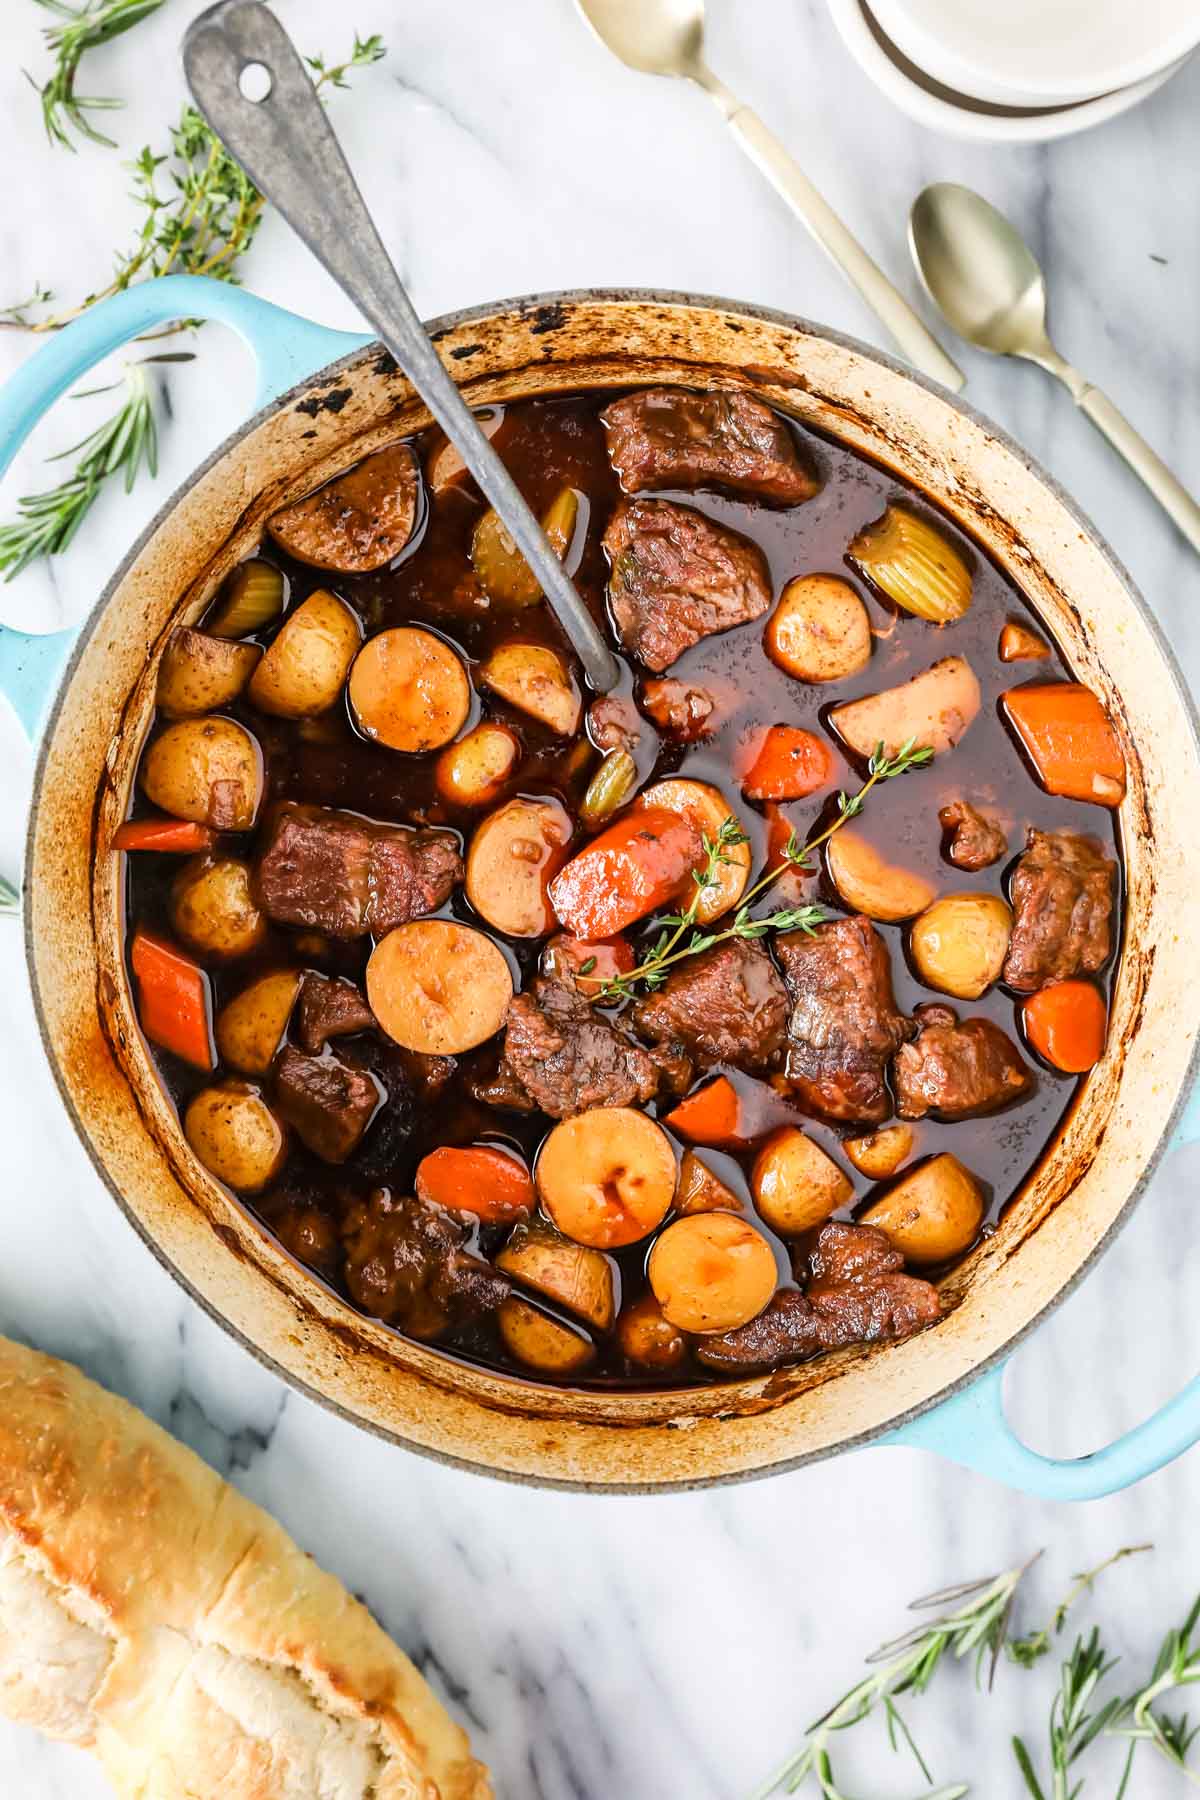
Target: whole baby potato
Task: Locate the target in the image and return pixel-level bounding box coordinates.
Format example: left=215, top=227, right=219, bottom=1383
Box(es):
left=909, top=893, right=1012, bottom=1000
left=248, top=589, right=362, bottom=719
left=184, top=1080, right=288, bottom=1194
left=170, top=857, right=267, bottom=960
left=140, top=716, right=262, bottom=831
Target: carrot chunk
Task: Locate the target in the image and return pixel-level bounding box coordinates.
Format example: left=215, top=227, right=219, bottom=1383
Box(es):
left=1023, top=980, right=1107, bottom=1073
left=664, top=1076, right=746, bottom=1147
left=1002, top=682, right=1126, bottom=806
left=130, top=929, right=215, bottom=1070
left=114, top=816, right=217, bottom=854
left=548, top=806, right=700, bottom=940
left=740, top=726, right=833, bottom=801
left=415, top=1145, right=535, bottom=1225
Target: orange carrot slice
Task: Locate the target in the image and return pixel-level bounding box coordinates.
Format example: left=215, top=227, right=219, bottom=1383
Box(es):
left=548, top=807, right=700, bottom=940
left=114, top=816, right=217, bottom=853
left=1023, top=980, right=1107, bottom=1073
left=130, top=929, right=215, bottom=1069
left=415, top=1145, right=535, bottom=1225
left=740, top=726, right=832, bottom=801
left=1002, top=682, right=1126, bottom=806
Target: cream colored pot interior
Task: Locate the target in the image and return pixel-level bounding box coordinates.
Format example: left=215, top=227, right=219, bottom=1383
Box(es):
left=27, top=294, right=1200, bottom=1488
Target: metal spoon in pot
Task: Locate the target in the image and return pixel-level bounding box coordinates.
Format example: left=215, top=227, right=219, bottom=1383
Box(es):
left=183, top=2, right=621, bottom=693
left=910, top=182, right=1200, bottom=559
left=574, top=0, right=963, bottom=392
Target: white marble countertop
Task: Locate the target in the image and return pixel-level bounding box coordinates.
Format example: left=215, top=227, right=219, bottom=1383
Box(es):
left=1, top=2, right=1199, bottom=1795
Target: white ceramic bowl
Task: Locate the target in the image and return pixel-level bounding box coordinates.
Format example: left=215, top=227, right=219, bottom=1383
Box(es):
left=869, top=0, right=1200, bottom=107
left=827, top=0, right=1190, bottom=143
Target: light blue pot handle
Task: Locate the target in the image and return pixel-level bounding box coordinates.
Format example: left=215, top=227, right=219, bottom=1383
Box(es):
left=883, top=1079, right=1200, bottom=1498
left=0, top=273, right=368, bottom=738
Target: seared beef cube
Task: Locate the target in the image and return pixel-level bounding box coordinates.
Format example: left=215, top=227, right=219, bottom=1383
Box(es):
left=398, top=1049, right=456, bottom=1101
left=296, top=972, right=375, bottom=1052
left=1003, top=828, right=1115, bottom=993
left=893, top=1002, right=1031, bottom=1121
left=776, top=916, right=914, bottom=1123
left=696, top=1222, right=939, bottom=1371
left=587, top=695, right=641, bottom=752
left=341, top=1189, right=509, bottom=1337
left=496, top=977, right=663, bottom=1118
left=600, top=388, right=818, bottom=507
left=805, top=1222, right=941, bottom=1345
left=604, top=499, right=772, bottom=672
left=260, top=1193, right=341, bottom=1276
left=939, top=799, right=1007, bottom=871
left=274, top=1045, right=381, bottom=1163
left=632, top=940, right=788, bottom=1074
left=467, top=1058, right=537, bottom=1114
left=256, top=802, right=461, bottom=940
left=640, top=677, right=717, bottom=742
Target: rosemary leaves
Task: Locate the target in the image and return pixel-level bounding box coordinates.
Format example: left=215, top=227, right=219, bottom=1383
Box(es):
left=30, top=0, right=166, bottom=151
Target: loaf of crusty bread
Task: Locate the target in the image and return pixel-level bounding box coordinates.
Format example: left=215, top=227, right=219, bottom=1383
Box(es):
left=0, top=1334, right=491, bottom=1799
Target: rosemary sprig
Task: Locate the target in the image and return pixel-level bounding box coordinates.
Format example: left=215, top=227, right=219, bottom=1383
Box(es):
left=0, top=361, right=161, bottom=579
left=29, top=0, right=166, bottom=151
left=1012, top=1629, right=1126, bottom=1800
left=599, top=739, right=933, bottom=1002
left=751, top=1561, right=1034, bottom=1800
left=1112, top=1592, right=1200, bottom=1786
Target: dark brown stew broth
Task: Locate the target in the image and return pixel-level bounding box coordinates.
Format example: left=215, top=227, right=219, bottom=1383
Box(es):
left=122, top=393, right=1123, bottom=1387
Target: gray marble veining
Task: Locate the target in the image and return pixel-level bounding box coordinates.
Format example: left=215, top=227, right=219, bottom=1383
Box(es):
left=0, top=1, right=1198, bottom=1794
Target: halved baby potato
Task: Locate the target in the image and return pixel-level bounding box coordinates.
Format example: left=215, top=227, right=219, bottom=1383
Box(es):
left=615, top=1292, right=688, bottom=1372
left=843, top=1124, right=914, bottom=1180
left=860, top=1152, right=984, bottom=1265
left=170, top=856, right=267, bottom=961
left=140, top=716, right=262, bottom=831
left=826, top=828, right=937, bottom=923
left=765, top=574, right=871, bottom=684
left=247, top=589, right=361, bottom=719
left=466, top=796, right=573, bottom=937
left=184, top=1079, right=288, bottom=1194
left=434, top=721, right=521, bottom=808
left=267, top=444, right=420, bottom=573
left=498, top=1299, right=596, bottom=1375
left=366, top=920, right=514, bottom=1055
left=479, top=642, right=581, bottom=736
left=750, top=1127, right=853, bottom=1236
left=349, top=626, right=471, bottom=753
left=648, top=1213, right=777, bottom=1334
left=215, top=969, right=302, bottom=1075
left=537, top=1108, right=677, bottom=1249
left=634, top=778, right=750, bottom=924
left=496, top=1220, right=615, bottom=1330
left=157, top=628, right=261, bottom=720
left=909, top=893, right=1012, bottom=1001
left=830, top=656, right=981, bottom=761
left=426, top=408, right=504, bottom=493
left=677, top=1148, right=745, bottom=1216
left=472, top=486, right=579, bottom=609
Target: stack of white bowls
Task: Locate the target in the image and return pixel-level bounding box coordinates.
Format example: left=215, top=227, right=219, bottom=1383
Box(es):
left=826, top=0, right=1200, bottom=142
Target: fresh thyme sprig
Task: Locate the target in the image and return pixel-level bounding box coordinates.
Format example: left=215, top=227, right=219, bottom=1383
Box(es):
left=598, top=738, right=933, bottom=1002
left=1008, top=1546, right=1152, bottom=1669
left=751, top=1561, right=1035, bottom=1800
left=29, top=0, right=166, bottom=152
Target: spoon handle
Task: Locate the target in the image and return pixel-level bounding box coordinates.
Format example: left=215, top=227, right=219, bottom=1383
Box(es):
left=1075, top=384, right=1200, bottom=558
left=718, top=100, right=963, bottom=392
left=183, top=0, right=620, bottom=692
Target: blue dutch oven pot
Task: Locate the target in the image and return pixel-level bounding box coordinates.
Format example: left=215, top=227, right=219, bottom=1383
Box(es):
left=2, top=275, right=1197, bottom=1495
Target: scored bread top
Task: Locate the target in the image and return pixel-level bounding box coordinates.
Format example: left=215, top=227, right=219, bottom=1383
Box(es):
left=0, top=1334, right=490, bottom=1800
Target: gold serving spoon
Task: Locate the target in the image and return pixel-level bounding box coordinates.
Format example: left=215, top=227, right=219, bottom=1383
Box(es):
left=574, top=0, right=963, bottom=391
left=910, top=182, right=1200, bottom=558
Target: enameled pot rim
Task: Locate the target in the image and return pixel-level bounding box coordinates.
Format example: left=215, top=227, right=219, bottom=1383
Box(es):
left=25, top=287, right=1200, bottom=1491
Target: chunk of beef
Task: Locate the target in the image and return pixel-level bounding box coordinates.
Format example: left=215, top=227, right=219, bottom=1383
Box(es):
left=587, top=695, right=641, bottom=753
left=604, top=499, right=772, bottom=672
left=1003, top=828, right=1116, bottom=993
left=939, top=799, right=1007, bottom=871
left=892, top=1003, right=1031, bottom=1121
left=600, top=389, right=818, bottom=507
left=640, top=678, right=718, bottom=742
left=696, top=1223, right=940, bottom=1372
left=632, top=940, right=788, bottom=1074
left=493, top=977, right=665, bottom=1118
left=256, top=802, right=461, bottom=940
left=775, top=916, right=914, bottom=1123
left=467, top=1058, right=537, bottom=1114
left=296, top=972, right=375, bottom=1053
left=260, top=1193, right=340, bottom=1276
left=274, top=1045, right=382, bottom=1163
left=342, top=1043, right=417, bottom=1183
left=341, top=1189, right=509, bottom=1337
left=397, top=1049, right=456, bottom=1102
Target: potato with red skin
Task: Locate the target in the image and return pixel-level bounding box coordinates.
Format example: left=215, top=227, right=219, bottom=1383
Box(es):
left=549, top=807, right=700, bottom=940
left=537, top=1108, right=677, bottom=1248
left=648, top=1213, right=777, bottom=1333
left=616, top=1292, right=688, bottom=1372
